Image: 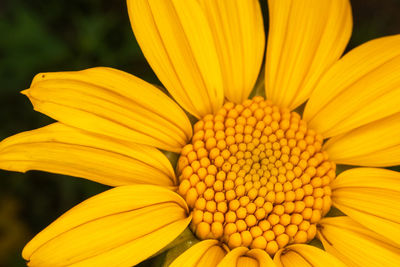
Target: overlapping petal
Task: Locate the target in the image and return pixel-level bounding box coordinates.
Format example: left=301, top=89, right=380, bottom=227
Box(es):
left=23, top=185, right=191, bottom=267
left=198, top=0, right=265, bottom=103
left=265, top=0, right=352, bottom=110
left=273, top=244, right=345, bottom=267
left=170, top=240, right=226, bottom=267
left=318, top=216, right=400, bottom=267
left=0, top=123, right=176, bottom=186
left=218, top=247, right=274, bottom=267
left=9, top=1, right=400, bottom=267
left=304, top=35, right=400, bottom=138
left=331, top=168, right=400, bottom=246
left=23, top=67, right=192, bottom=152
left=127, top=0, right=224, bottom=118
left=323, top=113, right=400, bottom=166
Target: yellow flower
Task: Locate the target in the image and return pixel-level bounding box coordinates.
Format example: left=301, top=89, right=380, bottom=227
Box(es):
left=1, top=0, right=400, bottom=266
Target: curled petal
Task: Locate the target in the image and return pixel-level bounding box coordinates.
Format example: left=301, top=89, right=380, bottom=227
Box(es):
left=274, top=244, right=346, bottom=267
left=170, top=240, right=226, bottom=267
left=217, top=247, right=274, bottom=267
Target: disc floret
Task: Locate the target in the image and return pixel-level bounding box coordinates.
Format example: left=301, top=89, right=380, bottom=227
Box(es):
left=177, top=96, right=335, bottom=255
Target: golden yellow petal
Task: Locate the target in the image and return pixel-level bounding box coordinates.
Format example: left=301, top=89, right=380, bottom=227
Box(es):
left=265, top=0, right=352, bottom=110
left=324, top=113, right=400, bottom=166
left=217, top=247, right=274, bottom=267
left=331, top=168, right=400, bottom=246
left=23, top=185, right=190, bottom=267
left=0, top=123, right=175, bottom=186
left=217, top=247, right=248, bottom=267
left=246, top=249, right=275, bottom=267
left=318, top=216, right=400, bottom=267
left=24, top=67, right=192, bottom=152
left=274, top=244, right=346, bottom=267
left=274, top=250, right=310, bottom=267
left=236, top=257, right=259, bottom=267
left=304, top=35, right=400, bottom=138
left=198, top=0, right=265, bottom=103
left=70, top=216, right=192, bottom=267
left=196, top=246, right=227, bottom=267
left=170, top=240, right=226, bottom=267
left=127, top=0, right=224, bottom=118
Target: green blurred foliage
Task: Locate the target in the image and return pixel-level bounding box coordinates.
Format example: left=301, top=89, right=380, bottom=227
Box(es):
left=0, top=0, right=399, bottom=266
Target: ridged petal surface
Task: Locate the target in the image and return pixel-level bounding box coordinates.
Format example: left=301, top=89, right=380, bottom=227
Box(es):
left=170, top=240, right=226, bottom=267
left=0, top=123, right=176, bottom=186
left=198, top=0, right=265, bottom=103
left=24, top=67, right=192, bottom=152
left=304, top=35, right=400, bottom=138
left=23, top=185, right=190, bottom=267
left=128, top=0, right=224, bottom=118
left=274, top=244, right=346, bottom=267
left=331, top=168, right=400, bottom=246
left=265, top=0, right=352, bottom=110
left=318, top=216, right=400, bottom=267
left=324, top=113, right=400, bottom=166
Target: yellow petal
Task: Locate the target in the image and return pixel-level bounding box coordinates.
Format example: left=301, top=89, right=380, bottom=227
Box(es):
left=218, top=247, right=248, bottom=267
left=246, top=249, right=275, bottom=267
left=0, top=123, right=175, bottom=187
left=275, top=250, right=310, bottom=267
left=24, top=67, right=192, bottom=152
left=236, top=257, right=259, bottom=267
left=274, top=244, right=346, bottom=267
left=304, top=35, right=400, bottom=138
left=23, top=185, right=190, bottom=267
left=318, top=216, right=400, bottom=267
left=324, top=113, right=400, bottom=166
left=127, top=0, right=224, bottom=118
left=217, top=247, right=274, bottom=267
left=265, top=0, right=352, bottom=110
left=198, top=0, right=265, bottom=103
left=331, top=168, right=400, bottom=246
left=170, top=240, right=226, bottom=267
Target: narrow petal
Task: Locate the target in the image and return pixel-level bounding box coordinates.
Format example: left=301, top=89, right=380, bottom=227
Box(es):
left=127, top=0, right=224, bottom=118
left=318, top=216, right=400, bottom=267
left=198, top=0, right=265, bottom=103
left=217, top=247, right=274, bottom=267
left=331, top=168, right=400, bottom=246
left=170, top=240, right=226, bottom=267
left=24, top=67, right=192, bottom=152
left=324, top=113, right=400, bottom=166
left=246, top=249, right=275, bottom=267
left=218, top=247, right=248, bottom=267
left=274, top=244, right=346, bottom=267
left=265, top=0, right=352, bottom=110
left=304, top=35, right=400, bottom=138
left=23, top=185, right=190, bottom=267
left=0, top=123, right=175, bottom=186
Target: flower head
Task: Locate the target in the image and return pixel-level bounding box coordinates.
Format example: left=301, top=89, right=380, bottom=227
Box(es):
left=177, top=98, right=335, bottom=254
left=1, top=0, right=400, bottom=266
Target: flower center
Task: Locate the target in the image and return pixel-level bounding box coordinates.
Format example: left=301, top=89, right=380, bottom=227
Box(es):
left=177, top=96, right=335, bottom=255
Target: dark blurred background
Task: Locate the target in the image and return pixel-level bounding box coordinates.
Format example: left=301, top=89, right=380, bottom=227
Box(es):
left=0, top=0, right=399, bottom=266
